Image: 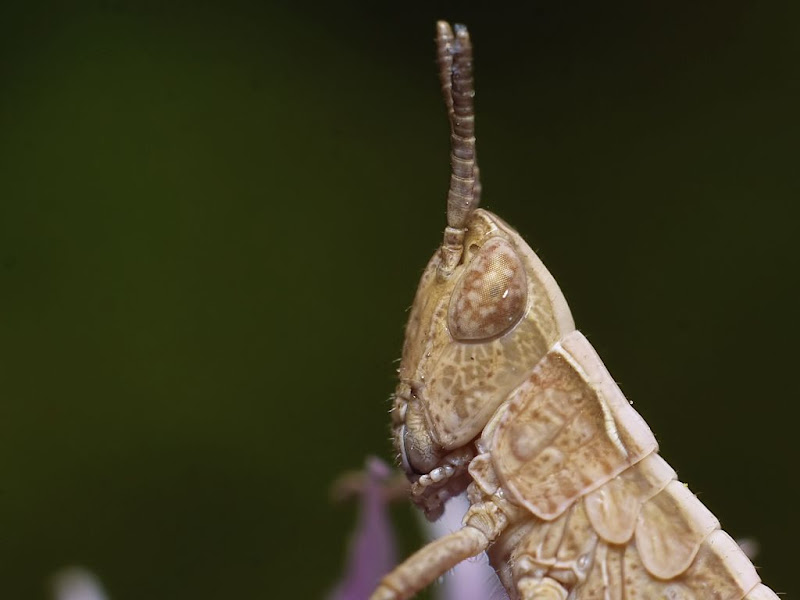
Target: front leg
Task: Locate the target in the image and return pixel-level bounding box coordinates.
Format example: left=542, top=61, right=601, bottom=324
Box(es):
left=369, top=500, right=507, bottom=600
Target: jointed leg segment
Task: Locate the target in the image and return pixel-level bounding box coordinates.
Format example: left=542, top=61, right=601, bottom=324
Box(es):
left=370, top=498, right=509, bottom=600
left=369, top=525, right=488, bottom=600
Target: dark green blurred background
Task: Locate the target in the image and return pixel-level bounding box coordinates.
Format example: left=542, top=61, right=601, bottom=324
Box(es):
left=0, top=1, right=797, bottom=598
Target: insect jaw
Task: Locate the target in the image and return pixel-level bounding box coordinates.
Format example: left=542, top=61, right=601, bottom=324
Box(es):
left=394, top=384, right=443, bottom=475
left=393, top=380, right=479, bottom=519
left=408, top=444, right=476, bottom=521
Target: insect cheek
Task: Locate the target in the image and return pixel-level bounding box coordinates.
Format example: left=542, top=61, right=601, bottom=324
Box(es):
left=448, top=237, right=527, bottom=342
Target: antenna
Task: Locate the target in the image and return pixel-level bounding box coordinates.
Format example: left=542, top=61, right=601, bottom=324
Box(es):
left=436, top=21, right=481, bottom=274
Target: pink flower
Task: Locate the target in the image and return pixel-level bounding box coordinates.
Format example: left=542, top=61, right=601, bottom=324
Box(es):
left=328, top=458, right=398, bottom=600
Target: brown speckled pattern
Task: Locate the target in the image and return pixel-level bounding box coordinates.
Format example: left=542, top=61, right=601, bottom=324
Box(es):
left=389, top=209, right=575, bottom=519
left=488, top=332, right=657, bottom=521
left=448, top=237, right=527, bottom=341
left=483, top=456, right=762, bottom=600
left=396, top=210, right=575, bottom=457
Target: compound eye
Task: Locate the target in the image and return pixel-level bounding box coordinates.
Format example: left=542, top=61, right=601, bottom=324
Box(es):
left=448, top=238, right=527, bottom=341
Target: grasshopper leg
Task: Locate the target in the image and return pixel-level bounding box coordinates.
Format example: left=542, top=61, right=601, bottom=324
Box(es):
left=370, top=498, right=508, bottom=600
left=369, top=525, right=489, bottom=600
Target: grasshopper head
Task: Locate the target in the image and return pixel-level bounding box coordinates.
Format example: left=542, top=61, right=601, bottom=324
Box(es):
left=392, top=208, right=574, bottom=519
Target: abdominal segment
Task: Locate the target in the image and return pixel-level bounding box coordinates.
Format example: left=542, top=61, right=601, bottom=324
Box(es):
left=479, top=331, right=775, bottom=600
left=486, top=454, right=769, bottom=600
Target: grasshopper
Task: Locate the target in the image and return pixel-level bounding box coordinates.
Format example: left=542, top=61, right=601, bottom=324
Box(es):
left=370, top=21, right=779, bottom=600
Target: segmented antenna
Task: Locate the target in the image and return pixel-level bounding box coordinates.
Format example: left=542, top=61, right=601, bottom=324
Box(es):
left=436, top=21, right=481, bottom=274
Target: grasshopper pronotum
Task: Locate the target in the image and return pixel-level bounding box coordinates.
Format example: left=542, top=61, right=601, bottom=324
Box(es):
left=370, top=21, right=779, bottom=600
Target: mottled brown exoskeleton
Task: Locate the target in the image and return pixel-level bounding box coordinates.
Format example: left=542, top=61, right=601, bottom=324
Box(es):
left=370, top=22, right=779, bottom=600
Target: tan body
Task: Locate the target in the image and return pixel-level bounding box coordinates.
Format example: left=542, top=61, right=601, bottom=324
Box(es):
left=370, top=22, right=779, bottom=600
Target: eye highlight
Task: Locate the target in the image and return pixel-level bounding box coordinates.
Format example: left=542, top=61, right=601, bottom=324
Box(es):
left=448, top=237, right=527, bottom=341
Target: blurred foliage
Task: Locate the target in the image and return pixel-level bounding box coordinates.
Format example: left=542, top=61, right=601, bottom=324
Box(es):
left=0, top=1, right=797, bottom=598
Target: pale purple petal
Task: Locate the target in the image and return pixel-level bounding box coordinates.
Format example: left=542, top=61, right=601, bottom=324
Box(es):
left=328, top=457, right=397, bottom=600
left=51, top=567, right=108, bottom=600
